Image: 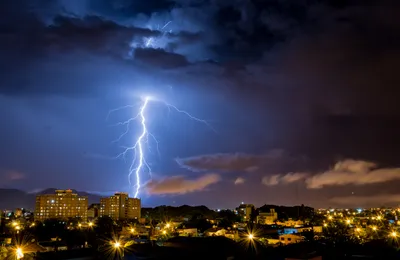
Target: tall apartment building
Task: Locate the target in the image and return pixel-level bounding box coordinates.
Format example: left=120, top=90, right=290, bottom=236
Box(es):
left=99, top=192, right=140, bottom=220
left=35, top=189, right=88, bottom=221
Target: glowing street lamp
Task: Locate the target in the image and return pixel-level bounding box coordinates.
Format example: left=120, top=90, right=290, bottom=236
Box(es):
left=112, top=241, right=124, bottom=259
left=391, top=231, right=397, bottom=238
left=88, top=222, right=93, bottom=227
left=162, top=230, right=167, bottom=235
left=165, top=223, right=170, bottom=228
left=346, top=219, right=351, bottom=224
left=16, top=248, right=24, bottom=259
left=372, top=226, right=377, bottom=231
left=248, top=233, right=254, bottom=240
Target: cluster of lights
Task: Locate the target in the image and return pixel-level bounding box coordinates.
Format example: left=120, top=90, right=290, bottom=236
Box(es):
left=323, top=212, right=400, bottom=241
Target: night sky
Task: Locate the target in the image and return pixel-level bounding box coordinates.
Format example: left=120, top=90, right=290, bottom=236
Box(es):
left=1, top=0, right=400, bottom=209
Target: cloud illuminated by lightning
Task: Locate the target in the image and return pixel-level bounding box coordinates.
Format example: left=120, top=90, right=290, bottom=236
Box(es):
left=109, top=96, right=214, bottom=198
left=144, top=21, right=172, bottom=48
left=129, top=21, right=172, bottom=53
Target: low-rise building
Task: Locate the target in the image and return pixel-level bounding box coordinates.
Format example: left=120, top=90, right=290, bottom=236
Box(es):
left=282, top=226, right=323, bottom=235
left=204, top=227, right=227, bottom=237
left=87, top=203, right=100, bottom=220
left=277, top=219, right=304, bottom=227
left=177, top=228, right=198, bottom=237
left=279, top=234, right=304, bottom=245
left=257, top=209, right=278, bottom=224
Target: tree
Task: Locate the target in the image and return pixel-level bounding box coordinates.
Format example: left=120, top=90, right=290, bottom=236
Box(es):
left=95, top=217, right=117, bottom=238
left=323, top=221, right=354, bottom=244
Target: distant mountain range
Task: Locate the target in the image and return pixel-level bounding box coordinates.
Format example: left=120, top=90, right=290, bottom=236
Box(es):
left=0, top=188, right=103, bottom=211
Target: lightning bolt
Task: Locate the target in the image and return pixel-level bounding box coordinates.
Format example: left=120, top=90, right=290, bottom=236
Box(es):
left=109, top=96, right=214, bottom=198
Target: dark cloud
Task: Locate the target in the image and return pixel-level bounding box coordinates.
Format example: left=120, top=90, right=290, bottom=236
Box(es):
left=175, top=150, right=288, bottom=172
left=134, top=48, right=189, bottom=69
left=176, top=149, right=306, bottom=173
left=1, top=0, right=400, bottom=207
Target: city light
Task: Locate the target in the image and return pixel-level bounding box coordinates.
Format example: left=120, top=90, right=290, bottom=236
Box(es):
left=114, top=241, right=121, bottom=248
left=346, top=219, right=351, bottom=224
left=248, top=233, right=254, bottom=240
left=88, top=222, right=93, bottom=227
left=165, top=223, right=170, bottom=228
left=16, top=248, right=24, bottom=259
left=390, top=231, right=397, bottom=238
left=372, top=226, right=377, bottom=231
left=163, top=230, right=167, bottom=235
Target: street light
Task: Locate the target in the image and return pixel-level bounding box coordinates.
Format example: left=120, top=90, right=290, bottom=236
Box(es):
left=88, top=222, right=93, bottom=227
left=391, top=231, right=397, bottom=238
left=248, top=233, right=254, bottom=240
left=113, top=241, right=124, bottom=259
left=16, top=248, right=24, bottom=259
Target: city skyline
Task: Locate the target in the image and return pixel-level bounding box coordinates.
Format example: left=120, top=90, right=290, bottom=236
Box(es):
left=1, top=0, right=400, bottom=209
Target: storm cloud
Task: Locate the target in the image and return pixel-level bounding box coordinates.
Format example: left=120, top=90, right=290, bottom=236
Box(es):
left=1, top=0, right=400, bottom=207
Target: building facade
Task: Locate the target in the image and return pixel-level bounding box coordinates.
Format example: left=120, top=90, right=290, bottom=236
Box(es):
left=87, top=203, right=100, bottom=220
left=257, top=208, right=278, bottom=224
left=99, top=192, right=141, bottom=220
left=236, top=203, right=255, bottom=222
left=34, top=189, right=88, bottom=221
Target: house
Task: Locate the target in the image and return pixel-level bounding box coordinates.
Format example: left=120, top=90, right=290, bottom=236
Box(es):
left=282, top=226, right=323, bottom=235
left=204, top=228, right=227, bottom=237
left=257, top=209, right=278, bottom=224
left=277, top=219, right=305, bottom=227
left=204, top=228, right=238, bottom=240
left=177, top=228, right=198, bottom=237
left=279, top=234, right=305, bottom=245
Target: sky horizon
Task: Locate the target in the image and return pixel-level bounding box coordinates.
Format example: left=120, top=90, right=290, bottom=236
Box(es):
left=1, top=0, right=400, bottom=209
